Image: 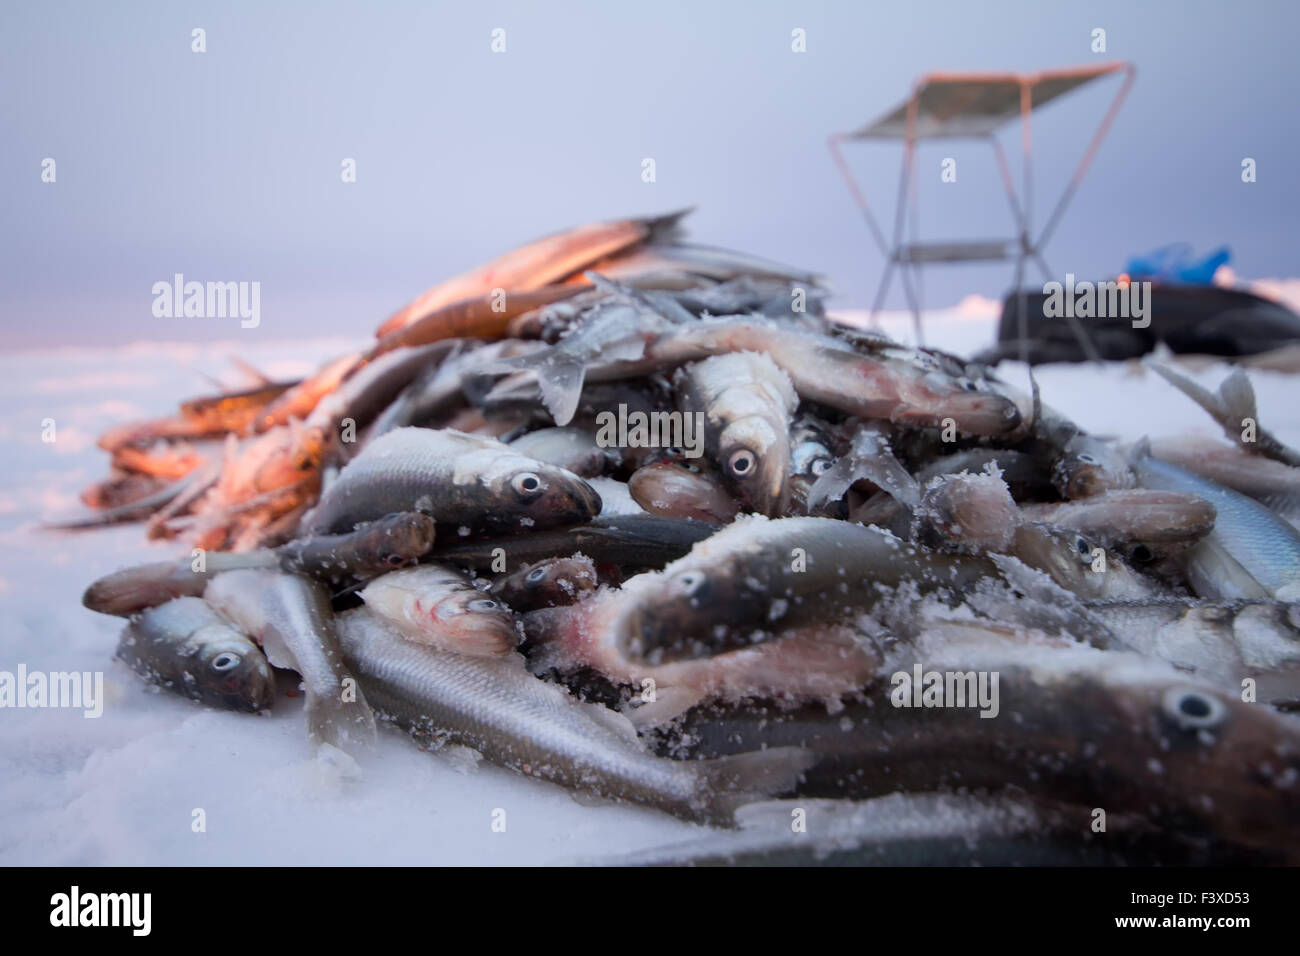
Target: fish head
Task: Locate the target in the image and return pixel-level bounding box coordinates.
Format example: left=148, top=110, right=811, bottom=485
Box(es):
left=495, top=557, right=598, bottom=610
left=489, top=458, right=603, bottom=529
left=1052, top=437, right=1133, bottom=499
left=617, top=564, right=762, bottom=663
left=427, top=590, right=520, bottom=656
left=365, top=513, right=438, bottom=569
left=365, top=567, right=519, bottom=656
left=719, top=420, right=791, bottom=516
left=1011, top=522, right=1101, bottom=596
left=190, top=625, right=276, bottom=712
left=788, top=437, right=837, bottom=515
left=912, top=473, right=1017, bottom=553
left=1120, top=680, right=1300, bottom=845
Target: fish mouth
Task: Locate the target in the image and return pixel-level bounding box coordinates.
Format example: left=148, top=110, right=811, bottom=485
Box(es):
left=443, top=616, right=519, bottom=657
left=565, top=480, right=604, bottom=521
left=217, top=664, right=276, bottom=712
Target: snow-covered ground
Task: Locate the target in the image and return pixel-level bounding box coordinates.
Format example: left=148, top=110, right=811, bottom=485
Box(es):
left=2, top=309, right=1297, bottom=866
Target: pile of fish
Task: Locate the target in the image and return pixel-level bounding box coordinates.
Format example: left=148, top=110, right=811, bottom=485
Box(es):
left=64, top=210, right=1300, bottom=865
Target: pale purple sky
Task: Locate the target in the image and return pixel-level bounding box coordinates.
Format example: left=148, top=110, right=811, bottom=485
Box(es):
left=3, top=0, right=1296, bottom=348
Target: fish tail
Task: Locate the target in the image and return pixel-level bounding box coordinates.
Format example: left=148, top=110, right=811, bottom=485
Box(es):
left=305, top=682, right=378, bottom=753
left=1218, top=369, right=1258, bottom=428
left=1150, top=362, right=1231, bottom=429
left=644, top=206, right=695, bottom=243
left=535, top=357, right=587, bottom=426
left=693, top=745, right=819, bottom=824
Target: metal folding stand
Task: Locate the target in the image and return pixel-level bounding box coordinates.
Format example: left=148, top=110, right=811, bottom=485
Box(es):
left=829, top=62, right=1136, bottom=361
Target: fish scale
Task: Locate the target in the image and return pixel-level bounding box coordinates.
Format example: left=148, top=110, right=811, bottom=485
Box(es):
left=336, top=608, right=814, bottom=823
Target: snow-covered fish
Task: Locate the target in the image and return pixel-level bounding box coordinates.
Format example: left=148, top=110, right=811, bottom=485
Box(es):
left=302, top=427, right=601, bottom=535
left=1132, top=439, right=1300, bottom=600
left=627, top=461, right=739, bottom=523
left=116, top=597, right=276, bottom=713
left=491, top=555, right=598, bottom=611
left=675, top=351, right=798, bottom=515
left=1019, top=488, right=1216, bottom=564
left=360, top=564, right=518, bottom=658
left=598, top=516, right=999, bottom=664
left=336, top=607, right=816, bottom=823
left=204, top=570, right=376, bottom=751
left=82, top=512, right=437, bottom=617
left=1051, top=434, right=1135, bottom=499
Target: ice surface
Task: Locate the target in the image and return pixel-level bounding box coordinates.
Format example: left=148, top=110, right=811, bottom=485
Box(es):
left=2, top=315, right=1298, bottom=865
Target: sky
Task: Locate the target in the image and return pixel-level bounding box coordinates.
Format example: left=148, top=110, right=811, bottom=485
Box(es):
left=2, top=0, right=1297, bottom=348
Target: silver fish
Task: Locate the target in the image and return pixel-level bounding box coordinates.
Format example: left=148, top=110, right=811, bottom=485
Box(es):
left=491, top=555, right=598, bottom=611
left=1019, top=489, right=1216, bottom=564
left=204, top=569, right=376, bottom=751
left=82, top=512, right=437, bottom=617
left=670, top=634, right=1300, bottom=861
left=301, top=427, right=602, bottom=535
left=627, top=461, right=740, bottom=523
left=1007, top=522, right=1165, bottom=602
left=1086, top=598, right=1300, bottom=705
left=807, top=422, right=919, bottom=514
left=494, top=297, right=1022, bottom=437
left=1149, top=436, right=1300, bottom=525
left=592, top=794, right=1232, bottom=867
left=910, top=472, right=1017, bottom=554
left=675, top=351, right=798, bottom=515
left=1151, top=362, right=1300, bottom=468
left=618, top=516, right=1001, bottom=663
left=508, top=426, right=612, bottom=478
left=335, top=607, right=815, bottom=823
left=360, top=564, right=518, bottom=658
left=1132, top=440, right=1300, bottom=600
left=116, top=597, right=275, bottom=713
left=1051, top=434, right=1135, bottom=499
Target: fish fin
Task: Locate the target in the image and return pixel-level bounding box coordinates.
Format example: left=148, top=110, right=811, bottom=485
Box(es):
left=622, top=686, right=706, bottom=730
left=313, top=742, right=364, bottom=781
left=1149, top=362, right=1230, bottom=428
left=697, top=746, right=819, bottom=824
left=808, top=434, right=919, bottom=511
left=230, top=356, right=275, bottom=386
left=581, top=699, right=643, bottom=744
left=643, top=206, right=695, bottom=243
left=1218, top=368, right=1258, bottom=428
left=305, top=684, right=378, bottom=754
left=1127, top=435, right=1153, bottom=467
left=535, top=356, right=587, bottom=426
left=585, top=271, right=692, bottom=324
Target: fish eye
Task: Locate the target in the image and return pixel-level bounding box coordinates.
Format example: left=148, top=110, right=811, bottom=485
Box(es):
left=211, top=653, right=242, bottom=671
left=1076, top=453, right=1099, bottom=465
left=468, top=599, right=500, bottom=612
left=384, top=553, right=407, bottom=567
left=1075, top=536, right=1092, bottom=556
left=524, top=566, right=549, bottom=586
left=1161, top=687, right=1226, bottom=731
left=511, top=472, right=544, bottom=499
left=727, top=449, right=757, bottom=477
left=673, top=571, right=708, bottom=598
left=809, top=456, right=833, bottom=476
left=1129, top=544, right=1155, bottom=565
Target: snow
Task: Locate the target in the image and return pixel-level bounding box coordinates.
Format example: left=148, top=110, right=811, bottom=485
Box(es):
left=2, top=313, right=1298, bottom=865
